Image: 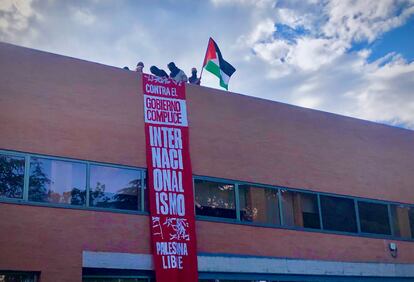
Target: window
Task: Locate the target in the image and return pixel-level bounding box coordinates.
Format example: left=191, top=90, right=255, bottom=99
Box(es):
left=320, top=195, right=357, bottom=233
left=281, top=190, right=320, bottom=229
left=239, top=185, right=280, bottom=225
left=391, top=205, right=413, bottom=238
left=83, top=279, right=148, bottom=282
left=0, top=154, right=25, bottom=199
left=143, top=172, right=148, bottom=211
left=89, top=165, right=142, bottom=211
left=410, top=208, right=414, bottom=239
left=194, top=179, right=236, bottom=219
left=358, top=201, right=391, bottom=235
left=29, top=157, right=87, bottom=205
left=0, top=272, right=38, bottom=282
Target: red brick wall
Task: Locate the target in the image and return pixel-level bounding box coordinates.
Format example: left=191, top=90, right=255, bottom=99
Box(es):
left=1, top=42, right=413, bottom=203
left=1, top=203, right=414, bottom=282
left=1, top=42, right=414, bottom=281
left=196, top=220, right=414, bottom=262
left=0, top=203, right=150, bottom=282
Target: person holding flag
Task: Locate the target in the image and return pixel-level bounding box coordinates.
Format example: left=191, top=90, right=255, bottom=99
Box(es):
left=200, top=37, right=236, bottom=90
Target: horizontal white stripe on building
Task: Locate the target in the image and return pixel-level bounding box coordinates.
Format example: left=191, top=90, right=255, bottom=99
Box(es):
left=82, top=251, right=414, bottom=277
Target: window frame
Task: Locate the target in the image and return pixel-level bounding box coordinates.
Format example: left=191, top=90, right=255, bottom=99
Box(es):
left=238, top=183, right=281, bottom=226
left=357, top=199, right=392, bottom=236
left=0, top=271, right=39, bottom=282
left=193, top=175, right=414, bottom=241
left=279, top=188, right=321, bottom=230
left=1, top=149, right=414, bottom=242
left=0, top=149, right=147, bottom=215
left=319, top=194, right=358, bottom=233
left=82, top=277, right=152, bottom=282
left=88, top=163, right=144, bottom=211
left=0, top=151, right=26, bottom=200
left=194, top=176, right=238, bottom=221
left=28, top=155, right=88, bottom=205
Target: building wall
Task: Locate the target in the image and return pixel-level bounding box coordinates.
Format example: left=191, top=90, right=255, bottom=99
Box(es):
left=1, top=42, right=414, bottom=281
left=1, top=42, right=414, bottom=203
left=0, top=203, right=149, bottom=282
left=2, top=203, right=414, bottom=282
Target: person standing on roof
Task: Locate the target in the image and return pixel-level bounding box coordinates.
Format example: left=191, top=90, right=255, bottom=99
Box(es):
left=167, top=62, right=187, bottom=83
left=150, top=66, right=169, bottom=78
left=188, top=67, right=201, bottom=85
left=136, top=61, right=144, bottom=73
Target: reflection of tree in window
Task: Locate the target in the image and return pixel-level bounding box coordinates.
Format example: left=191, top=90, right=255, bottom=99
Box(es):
left=29, top=157, right=86, bottom=205
left=28, top=158, right=51, bottom=202
left=194, top=179, right=236, bottom=219
left=0, top=272, right=37, bottom=282
left=0, top=154, right=25, bottom=199
left=90, top=180, right=140, bottom=210
left=89, top=165, right=141, bottom=211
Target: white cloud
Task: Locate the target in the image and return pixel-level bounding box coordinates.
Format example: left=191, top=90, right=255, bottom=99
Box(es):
left=346, top=55, right=414, bottom=127
left=296, top=95, right=322, bottom=108
left=223, top=0, right=414, bottom=128
left=71, top=8, right=96, bottom=25
left=210, top=0, right=274, bottom=8
left=323, top=0, right=414, bottom=44
left=0, top=0, right=40, bottom=41
left=241, top=18, right=275, bottom=46
left=287, top=37, right=346, bottom=71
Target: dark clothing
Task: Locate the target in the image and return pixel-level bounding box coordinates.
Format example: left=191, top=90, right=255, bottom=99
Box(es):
left=167, top=62, right=187, bottom=82
left=150, top=66, right=168, bottom=78
left=189, top=74, right=201, bottom=85
left=167, top=62, right=179, bottom=77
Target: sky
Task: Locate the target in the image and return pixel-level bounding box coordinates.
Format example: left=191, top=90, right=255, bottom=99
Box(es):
left=1, top=0, right=414, bottom=129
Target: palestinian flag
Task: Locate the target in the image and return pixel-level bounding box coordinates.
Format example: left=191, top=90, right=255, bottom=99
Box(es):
left=202, top=37, right=236, bottom=90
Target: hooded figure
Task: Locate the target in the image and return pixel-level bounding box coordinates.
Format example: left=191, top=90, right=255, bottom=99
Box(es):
left=167, top=62, right=187, bottom=83
left=188, top=67, right=201, bottom=85
left=135, top=61, right=144, bottom=73
left=150, top=66, right=169, bottom=78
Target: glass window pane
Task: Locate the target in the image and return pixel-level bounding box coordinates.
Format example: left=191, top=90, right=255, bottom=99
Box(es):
left=29, top=157, right=86, bottom=205
left=83, top=279, right=148, bottom=282
left=0, top=272, right=37, bottom=282
left=281, top=190, right=320, bottom=229
left=239, top=185, right=280, bottom=225
left=320, top=195, right=357, bottom=233
left=89, top=165, right=142, bottom=211
left=194, top=179, right=236, bottom=219
left=143, top=171, right=148, bottom=211
left=0, top=154, right=25, bottom=199
left=390, top=204, right=412, bottom=238
left=358, top=201, right=391, bottom=235
left=410, top=208, right=414, bottom=239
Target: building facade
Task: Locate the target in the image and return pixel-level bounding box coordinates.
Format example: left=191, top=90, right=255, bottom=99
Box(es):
left=0, top=42, right=414, bottom=282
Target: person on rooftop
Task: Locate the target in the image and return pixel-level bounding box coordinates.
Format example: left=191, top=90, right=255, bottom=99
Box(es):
left=150, top=66, right=169, bottom=78
left=167, top=62, right=187, bottom=83
left=135, top=61, right=144, bottom=73
left=188, top=67, right=201, bottom=85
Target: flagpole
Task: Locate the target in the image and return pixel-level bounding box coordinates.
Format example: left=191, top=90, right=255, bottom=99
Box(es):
left=199, top=37, right=211, bottom=81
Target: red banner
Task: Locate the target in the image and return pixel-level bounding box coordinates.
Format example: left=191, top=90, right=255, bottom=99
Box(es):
left=142, top=74, right=198, bottom=282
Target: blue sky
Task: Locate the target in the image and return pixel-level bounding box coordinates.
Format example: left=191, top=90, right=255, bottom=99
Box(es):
left=1, top=0, right=413, bottom=129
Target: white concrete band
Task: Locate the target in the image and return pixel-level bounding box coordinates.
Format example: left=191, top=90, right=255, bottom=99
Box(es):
left=82, top=251, right=414, bottom=277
